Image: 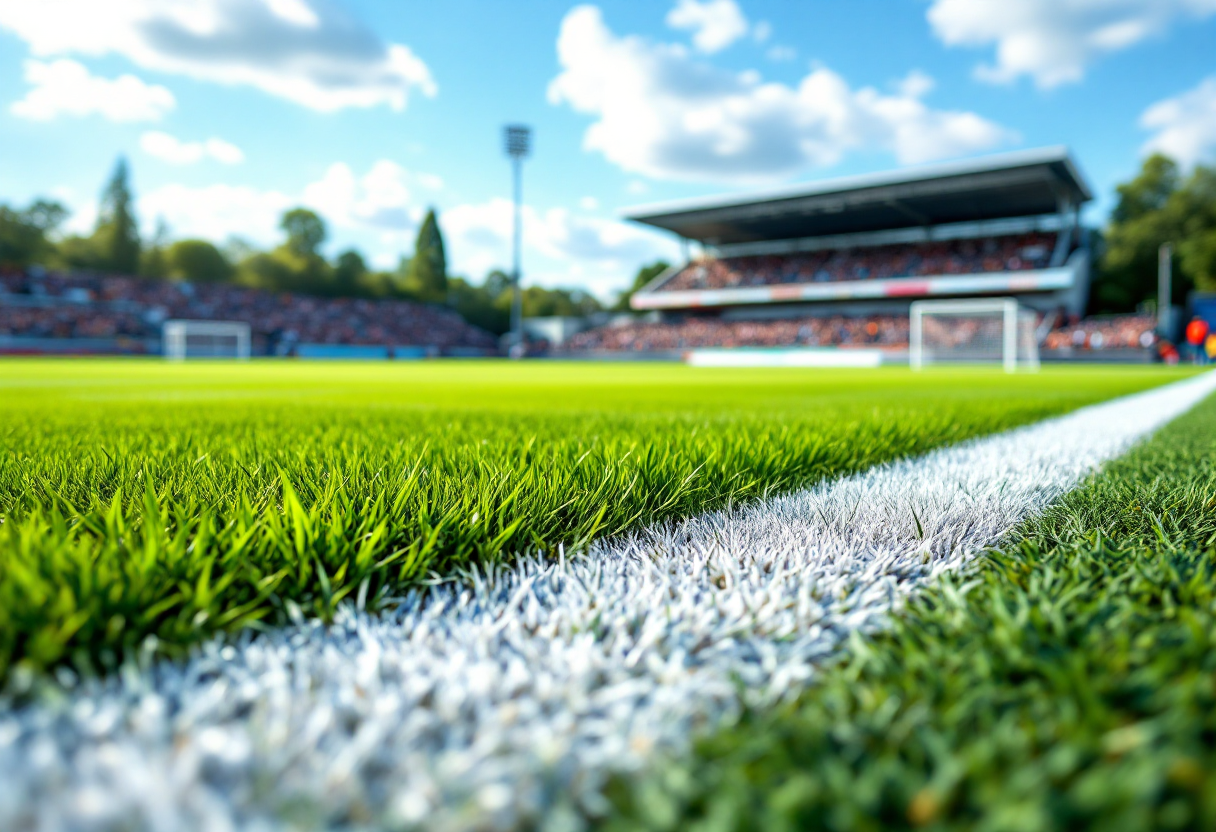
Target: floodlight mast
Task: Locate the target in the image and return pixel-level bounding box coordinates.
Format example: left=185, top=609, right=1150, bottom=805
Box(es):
left=1158, top=242, right=1172, bottom=336
left=504, top=125, right=531, bottom=359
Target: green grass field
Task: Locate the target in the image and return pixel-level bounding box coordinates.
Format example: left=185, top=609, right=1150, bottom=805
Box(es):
left=604, top=380, right=1216, bottom=832
left=0, top=360, right=1192, bottom=683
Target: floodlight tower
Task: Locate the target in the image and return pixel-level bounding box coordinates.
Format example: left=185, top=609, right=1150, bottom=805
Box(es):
left=1158, top=242, right=1172, bottom=336
left=504, top=125, right=531, bottom=358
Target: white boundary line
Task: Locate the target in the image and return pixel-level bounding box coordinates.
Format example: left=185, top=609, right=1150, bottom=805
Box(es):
left=2, top=372, right=1214, bottom=832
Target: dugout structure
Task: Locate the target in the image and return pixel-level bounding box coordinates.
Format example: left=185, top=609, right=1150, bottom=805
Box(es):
left=623, top=146, right=1093, bottom=333
left=163, top=319, right=252, bottom=360
left=909, top=298, right=1039, bottom=372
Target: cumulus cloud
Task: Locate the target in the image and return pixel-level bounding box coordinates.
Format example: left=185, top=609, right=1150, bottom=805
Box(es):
left=140, top=130, right=244, bottom=164
left=139, top=182, right=293, bottom=245
left=442, top=198, right=677, bottom=290
left=1141, top=76, right=1216, bottom=167
left=666, top=0, right=749, bottom=53
left=927, top=0, right=1216, bottom=88
left=136, top=159, right=439, bottom=249
left=302, top=160, right=426, bottom=232
left=10, top=58, right=174, bottom=121
left=0, top=0, right=436, bottom=112
left=548, top=6, right=1012, bottom=184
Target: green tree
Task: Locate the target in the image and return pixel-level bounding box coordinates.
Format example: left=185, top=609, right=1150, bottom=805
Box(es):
left=167, top=239, right=233, bottom=283
left=280, top=208, right=326, bottom=259
left=140, top=219, right=171, bottom=279
left=1174, top=165, right=1216, bottom=291
left=94, top=157, right=141, bottom=274
left=519, top=285, right=603, bottom=317
left=1094, top=155, right=1216, bottom=311
left=614, top=260, right=671, bottom=310
left=0, top=198, right=67, bottom=268
left=24, top=200, right=68, bottom=236
left=236, top=208, right=335, bottom=296
left=407, top=209, right=448, bottom=302
left=335, top=249, right=368, bottom=289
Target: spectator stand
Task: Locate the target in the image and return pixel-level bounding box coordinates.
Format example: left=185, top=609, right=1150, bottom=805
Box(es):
left=625, top=147, right=1092, bottom=321
left=0, top=269, right=497, bottom=357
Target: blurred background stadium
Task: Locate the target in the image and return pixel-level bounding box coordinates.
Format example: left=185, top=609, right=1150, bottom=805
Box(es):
left=0, top=1, right=1213, bottom=366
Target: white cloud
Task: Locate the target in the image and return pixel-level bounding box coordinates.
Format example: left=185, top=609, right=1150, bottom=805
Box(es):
left=442, top=198, right=678, bottom=292
left=896, top=70, right=935, bottom=99
left=301, top=160, right=429, bottom=233
left=579, top=196, right=600, bottom=211
left=415, top=172, right=444, bottom=191
left=927, top=0, right=1216, bottom=89
left=0, top=0, right=436, bottom=112
left=766, top=44, right=796, bottom=62
left=139, top=182, right=293, bottom=245
left=136, top=159, right=438, bottom=254
left=752, top=20, right=771, bottom=43
left=666, top=0, right=749, bottom=53
left=140, top=130, right=244, bottom=164
left=9, top=58, right=174, bottom=121
left=1141, top=76, right=1216, bottom=167
left=548, top=6, right=1012, bottom=184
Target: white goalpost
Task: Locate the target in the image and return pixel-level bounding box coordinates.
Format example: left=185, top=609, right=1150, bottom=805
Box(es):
left=909, top=298, right=1040, bottom=372
left=163, top=319, right=252, bottom=360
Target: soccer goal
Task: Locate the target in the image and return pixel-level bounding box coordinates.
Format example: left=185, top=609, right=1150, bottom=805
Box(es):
left=163, top=319, right=252, bottom=360
left=909, top=298, right=1039, bottom=372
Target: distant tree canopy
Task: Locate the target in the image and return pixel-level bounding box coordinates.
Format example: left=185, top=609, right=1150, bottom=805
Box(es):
left=406, top=208, right=448, bottom=302
left=2, top=157, right=607, bottom=335
left=335, top=249, right=368, bottom=286
left=448, top=268, right=605, bottom=336
left=1093, top=154, right=1216, bottom=312
left=614, top=260, right=671, bottom=311
left=281, top=208, right=326, bottom=259
left=0, top=199, right=66, bottom=268
left=94, top=158, right=141, bottom=275
left=167, top=239, right=233, bottom=283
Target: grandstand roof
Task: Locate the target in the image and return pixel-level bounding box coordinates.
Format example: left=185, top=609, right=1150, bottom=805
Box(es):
left=624, top=147, right=1092, bottom=245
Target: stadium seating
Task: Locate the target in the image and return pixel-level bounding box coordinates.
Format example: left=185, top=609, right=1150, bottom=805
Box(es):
left=657, top=232, right=1058, bottom=292
left=0, top=271, right=496, bottom=354
left=566, top=312, right=1156, bottom=354
left=566, top=315, right=909, bottom=351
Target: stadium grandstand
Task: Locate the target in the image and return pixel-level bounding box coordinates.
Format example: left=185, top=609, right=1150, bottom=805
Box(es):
left=569, top=147, right=1157, bottom=359
left=0, top=269, right=496, bottom=357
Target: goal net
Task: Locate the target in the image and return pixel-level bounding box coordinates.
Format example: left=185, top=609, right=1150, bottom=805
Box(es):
left=163, top=319, right=252, bottom=360
left=909, top=298, right=1039, bottom=372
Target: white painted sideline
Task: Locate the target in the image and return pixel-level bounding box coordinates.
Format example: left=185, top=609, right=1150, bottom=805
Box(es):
left=1, top=372, right=1213, bottom=832
left=686, top=347, right=885, bottom=368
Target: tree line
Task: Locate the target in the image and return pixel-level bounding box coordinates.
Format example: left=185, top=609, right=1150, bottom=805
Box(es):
left=16, top=153, right=1211, bottom=321
left=0, top=158, right=653, bottom=336
left=1091, top=154, right=1216, bottom=313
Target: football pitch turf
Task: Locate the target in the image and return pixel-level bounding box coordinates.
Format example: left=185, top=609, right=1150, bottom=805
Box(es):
left=0, top=359, right=1210, bottom=831
left=604, top=377, right=1216, bottom=832
left=0, top=360, right=1188, bottom=683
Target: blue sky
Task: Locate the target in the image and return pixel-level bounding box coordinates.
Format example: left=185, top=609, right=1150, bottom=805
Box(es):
left=1, top=0, right=1214, bottom=298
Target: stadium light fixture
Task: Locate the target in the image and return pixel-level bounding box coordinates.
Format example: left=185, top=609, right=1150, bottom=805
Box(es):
left=504, top=125, right=531, bottom=358
left=1158, top=242, right=1172, bottom=336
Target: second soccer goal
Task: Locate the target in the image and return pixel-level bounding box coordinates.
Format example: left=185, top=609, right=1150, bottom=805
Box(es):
left=163, top=319, right=252, bottom=360
left=909, top=298, right=1040, bottom=372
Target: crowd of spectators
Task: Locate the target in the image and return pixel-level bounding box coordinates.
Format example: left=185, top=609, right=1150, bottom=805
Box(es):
left=1042, top=314, right=1157, bottom=351
left=565, top=315, right=910, bottom=352
left=0, top=270, right=497, bottom=353
left=566, top=311, right=1157, bottom=354
left=659, top=233, right=1058, bottom=292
